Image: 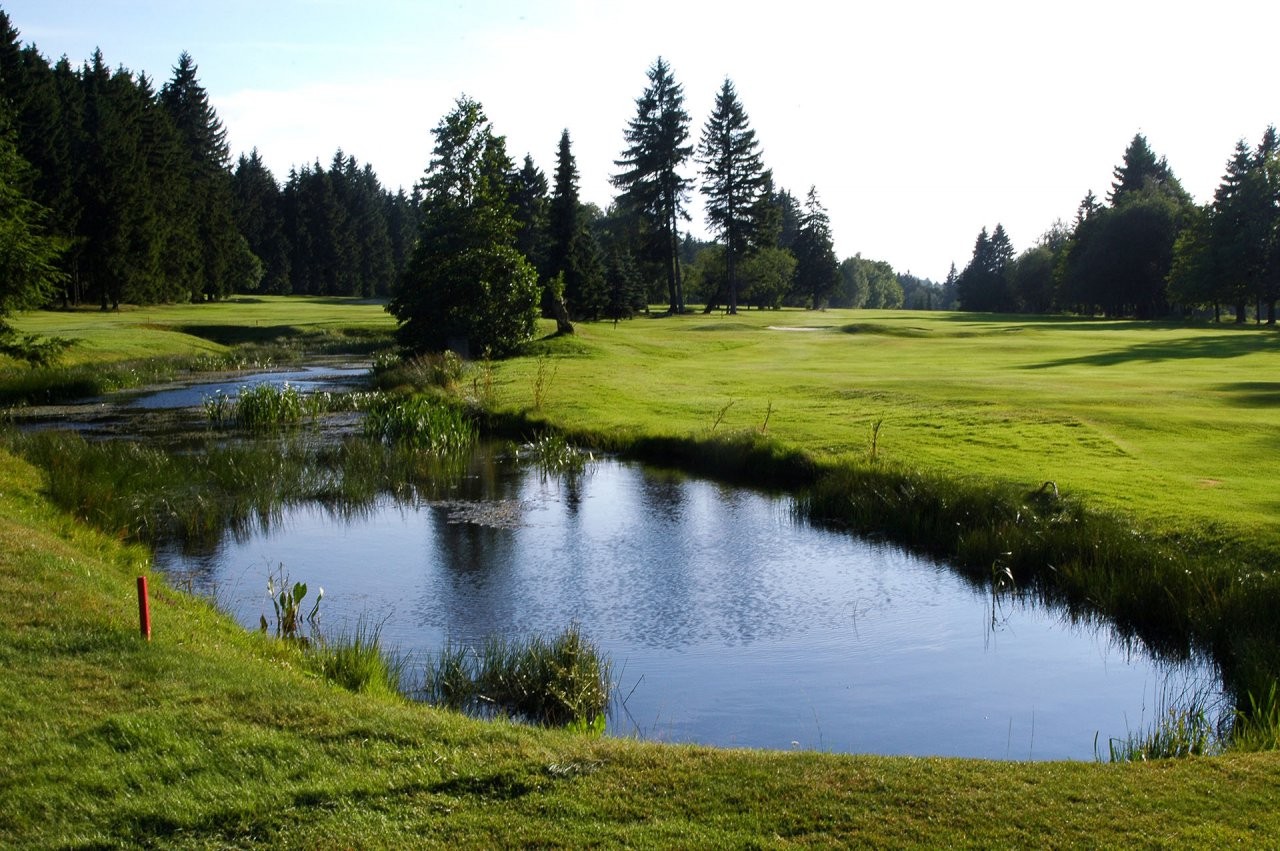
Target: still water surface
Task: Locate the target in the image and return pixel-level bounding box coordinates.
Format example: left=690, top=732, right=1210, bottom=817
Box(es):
left=153, top=440, right=1219, bottom=760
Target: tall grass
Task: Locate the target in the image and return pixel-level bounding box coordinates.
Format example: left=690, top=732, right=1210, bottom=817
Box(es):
left=1106, top=687, right=1222, bottom=762
left=422, top=623, right=611, bottom=729
left=371, top=351, right=465, bottom=392
left=307, top=616, right=405, bottom=698
left=362, top=396, right=477, bottom=453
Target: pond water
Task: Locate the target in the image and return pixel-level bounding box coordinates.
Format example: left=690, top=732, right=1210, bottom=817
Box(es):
left=148, top=433, right=1221, bottom=761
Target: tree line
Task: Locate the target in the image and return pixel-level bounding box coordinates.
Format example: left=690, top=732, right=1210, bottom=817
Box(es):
left=953, top=131, right=1280, bottom=322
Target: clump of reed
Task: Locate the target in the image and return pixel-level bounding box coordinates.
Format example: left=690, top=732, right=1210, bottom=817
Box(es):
left=1229, top=681, right=1280, bottom=752
left=527, top=432, right=592, bottom=475
left=307, top=616, right=405, bottom=698
left=1106, top=687, right=1222, bottom=761
left=422, top=623, right=611, bottom=729
left=208, top=383, right=307, bottom=432
left=362, top=396, right=476, bottom=454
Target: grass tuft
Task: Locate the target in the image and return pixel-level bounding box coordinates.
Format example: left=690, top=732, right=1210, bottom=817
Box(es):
left=422, top=623, right=611, bottom=729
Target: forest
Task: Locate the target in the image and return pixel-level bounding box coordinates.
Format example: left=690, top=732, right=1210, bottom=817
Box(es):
left=2, top=4, right=1278, bottom=355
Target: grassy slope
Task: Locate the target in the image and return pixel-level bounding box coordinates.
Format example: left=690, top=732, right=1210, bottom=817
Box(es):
left=2, top=448, right=1278, bottom=847
left=5, top=299, right=1280, bottom=845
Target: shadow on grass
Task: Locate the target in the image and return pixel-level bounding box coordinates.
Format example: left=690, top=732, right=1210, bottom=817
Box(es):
left=1214, top=381, right=1280, bottom=407
left=174, top=324, right=310, bottom=346
left=1023, top=334, right=1280, bottom=369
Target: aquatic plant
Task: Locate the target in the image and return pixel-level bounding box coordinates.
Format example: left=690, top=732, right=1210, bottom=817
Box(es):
left=261, top=565, right=323, bottom=643
left=1107, top=700, right=1220, bottom=762
left=233, top=382, right=307, bottom=432
left=528, top=432, right=592, bottom=476
left=362, top=396, right=476, bottom=454
left=371, top=351, right=465, bottom=392
left=422, top=623, right=612, bottom=729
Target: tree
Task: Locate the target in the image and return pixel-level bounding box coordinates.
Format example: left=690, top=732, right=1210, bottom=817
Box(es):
left=549, top=129, right=605, bottom=319
left=1108, top=132, right=1188, bottom=206
left=957, top=224, right=1015, bottom=312
left=613, top=57, right=693, bottom=314
left=697, top=78, right=770, bottom=314
left=0, top=105, right=66, bottom=358
left=791, top=186, right=839, bottom=308
left=511, top=153, right=549, bottom=279
left=232, top=149, right=290, bottom=292
left=160, top=52, right=239, bottom=300
left=389, top=96, right=539, bottom=358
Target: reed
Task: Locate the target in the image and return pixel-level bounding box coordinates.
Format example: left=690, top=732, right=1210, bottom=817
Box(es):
left=421, top=623, right=611, bottom=728
left=362, top=396, right=477, bottom=454
left=308, top=616, right=405, bottom=698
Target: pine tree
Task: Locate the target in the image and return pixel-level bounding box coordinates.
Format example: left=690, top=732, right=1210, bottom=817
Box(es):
left=0, top=101, right=66, bottom=352
left=550, top=130, right=605, bottom=319
left=697, top=78, right=770, bottom=314
left=389, top=96, right=539, bottom=357
left=160, top=52, right=239, bottom=300
left=232, top=149, right=291, bottom=293
left=791, top=186, right=839, bottom=309
left=613, top=57, right=693, bottom=314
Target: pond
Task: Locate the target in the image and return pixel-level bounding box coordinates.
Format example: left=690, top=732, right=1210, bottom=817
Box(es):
left=121, top=370, right=1219, bottom=759
left=17, top=365, right=1221, bottom=759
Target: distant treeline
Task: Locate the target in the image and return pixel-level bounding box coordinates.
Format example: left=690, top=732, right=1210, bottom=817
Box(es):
left=0, top=9, right=953, bottom=316
left=951, top=131, right=1280, bottom=322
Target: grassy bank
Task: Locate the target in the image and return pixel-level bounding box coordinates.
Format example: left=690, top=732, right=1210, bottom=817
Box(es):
left=2, top=448, right=1279, bottom=846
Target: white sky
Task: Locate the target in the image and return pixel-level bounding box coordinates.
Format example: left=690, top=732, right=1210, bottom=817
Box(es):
left=7, top=0, right=1279, bottom=281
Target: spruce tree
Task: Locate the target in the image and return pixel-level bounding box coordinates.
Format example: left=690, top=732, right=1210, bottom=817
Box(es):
left=697, top=78, right=770, bottom=314
left=613, top=57, right=693, bottom=314
left=791, top=186, right=839, bottom=309
left=550, top=129, right=605, bottom=319
left=159, top=52, right=239, bottom=300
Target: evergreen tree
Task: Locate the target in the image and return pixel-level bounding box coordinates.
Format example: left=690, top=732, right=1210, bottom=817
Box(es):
left=791, top=186, right=839, bottom=309
left=511, top=153, right=550, bottom=279
left=550, top=129, right=605, bottom=319
left=1108, top=132, right=1189, bottom=206
left=697, top=78, right=770, bottom=314
left=232, top=149, right=291, bottom=292
left=957, top=225, right=1014, bottom=311
left=604, top=246, right=645, bottom=320
left=160, top=52, right=238, bottom=300
left=0, top=102, right=66, bottom=352
left=389, top=96, right=539, bottom=357
left=613, top=57, right=693, bottom=314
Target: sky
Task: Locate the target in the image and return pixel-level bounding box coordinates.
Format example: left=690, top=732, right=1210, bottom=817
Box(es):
left=6, top=0, right=1280, bottom=282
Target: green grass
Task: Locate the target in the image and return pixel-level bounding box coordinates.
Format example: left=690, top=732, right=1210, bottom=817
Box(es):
left=6, top=300, right=1280, bottom=844
left=2, top=448, right=1278, bottom=846
left=495, top=310, right=1280, bottom=550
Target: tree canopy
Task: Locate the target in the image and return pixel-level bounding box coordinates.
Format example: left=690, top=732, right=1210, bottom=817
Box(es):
left=613, top=57, right=693, bottom=314
left=388, top=96, right=539, bottom=358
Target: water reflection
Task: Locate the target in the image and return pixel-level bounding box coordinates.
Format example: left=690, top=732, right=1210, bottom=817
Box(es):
left=153, top=445, right=1221, bottom=760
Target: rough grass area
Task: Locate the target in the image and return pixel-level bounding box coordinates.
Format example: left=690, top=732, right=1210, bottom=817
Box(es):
left=2, top=447, right=1279, bottom=846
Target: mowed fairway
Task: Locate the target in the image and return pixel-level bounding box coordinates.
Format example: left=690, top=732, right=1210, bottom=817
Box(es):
left=492, top=309, right=1280, bottom=550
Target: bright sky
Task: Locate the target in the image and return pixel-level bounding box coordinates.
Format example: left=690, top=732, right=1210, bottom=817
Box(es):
left=7, top=0, right=1279, bottom=281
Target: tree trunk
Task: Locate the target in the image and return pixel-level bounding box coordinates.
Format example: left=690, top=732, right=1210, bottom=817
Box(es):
left=549, top=291, right=574, bottom=336
left=1235, top=302, right=1247, bottom=324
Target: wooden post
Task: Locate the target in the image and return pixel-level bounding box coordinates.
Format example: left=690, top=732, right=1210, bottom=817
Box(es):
left=136, top=576, right=151, bottom=641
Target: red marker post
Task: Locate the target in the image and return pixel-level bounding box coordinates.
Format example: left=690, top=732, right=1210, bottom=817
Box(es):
left=137, top=576, right=152, bottom=641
